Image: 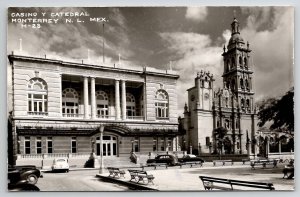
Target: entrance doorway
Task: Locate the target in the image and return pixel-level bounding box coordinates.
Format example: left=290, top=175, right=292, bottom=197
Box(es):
left=96, top=135, right=117, bottom=156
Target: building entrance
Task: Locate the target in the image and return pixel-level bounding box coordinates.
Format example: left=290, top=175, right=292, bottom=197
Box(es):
left=96, top=135, right=117, bottom=156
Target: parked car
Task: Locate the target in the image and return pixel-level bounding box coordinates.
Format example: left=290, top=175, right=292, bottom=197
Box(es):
left=52, top=158, right=69, bottom=172
left=178, top=154, right=205, bottom=163
left=146, top=154, right=179, bottom=166
left=8, top=165, right=42, bottom=186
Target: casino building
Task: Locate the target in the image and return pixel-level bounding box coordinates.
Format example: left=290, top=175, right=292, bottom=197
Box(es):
left=7, top=52, right=180, bottom=166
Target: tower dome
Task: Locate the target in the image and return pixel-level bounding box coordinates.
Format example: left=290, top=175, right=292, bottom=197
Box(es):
left=227, top=18, right=245, bottom=49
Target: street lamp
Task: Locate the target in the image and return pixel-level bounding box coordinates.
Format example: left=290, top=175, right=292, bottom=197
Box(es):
left=131, top=138, right=134, bottom=153
left=99, top=124, right=105, bottom=174
left=89, top=138, right=95, bottom=159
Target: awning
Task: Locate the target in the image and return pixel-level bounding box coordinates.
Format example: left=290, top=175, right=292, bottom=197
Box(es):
left=16, top=124, right=180, bottom=137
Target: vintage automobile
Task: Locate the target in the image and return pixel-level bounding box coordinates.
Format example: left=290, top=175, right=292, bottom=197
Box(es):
left=178, top=154, right=205, bottom=163
left=146, top=154, right=179, bottom=166
left=8, top=165, right=42, bottom=186
left=51, top=158, right=70, bottom=172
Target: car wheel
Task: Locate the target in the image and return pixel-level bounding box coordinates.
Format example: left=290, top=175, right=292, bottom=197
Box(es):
left=27, top=174, right=38, bottom=185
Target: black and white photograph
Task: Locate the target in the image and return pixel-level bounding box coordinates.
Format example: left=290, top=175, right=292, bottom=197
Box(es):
left=6, top=6, right=294, bottom=191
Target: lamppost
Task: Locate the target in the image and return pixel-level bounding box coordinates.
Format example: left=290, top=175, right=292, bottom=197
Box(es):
left=90, top=138, right=95, bottom=159
left=99, top=124, right=105, bottom=174
left=131, top=138, right=134, bottom=153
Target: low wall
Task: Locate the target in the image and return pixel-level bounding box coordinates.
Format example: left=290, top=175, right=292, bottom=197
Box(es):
left=198, top=154, right=249, bottom=162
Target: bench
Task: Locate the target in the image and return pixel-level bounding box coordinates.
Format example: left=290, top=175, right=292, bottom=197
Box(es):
left=199, top=176, right=275, bottom=190
left=107, top=167, right=125, bottom=178
left=250, top=159, right=278, bottom=170
left=142, top=163, right=168, bottom=170
left=180, top=161, right=203, bottom=168
left=128, top=170, right=154, bottom=184
left=213, top=160, right=233, bottom=166
left=283, top=166, right=294, bottom=179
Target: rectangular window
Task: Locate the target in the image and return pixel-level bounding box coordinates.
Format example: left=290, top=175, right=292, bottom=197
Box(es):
left=25, top=137, right=31, bottom=154
left=28, top=100, right=32, bottom=111
left=71, top=137, right=77, bottom=153
left=134, top=137, right=139, bottom=152
left=44, top=102, right=48, bottom=112
left=167, top=137, right=172, bottom=150
left=155, top=103, right=168, bottom=118
left=33, top=94, right=43, bottom=99
left=113, top=143, right=117, bottom=155
left=47, top=137, right=53, bottom=153
left=103, top=136, right=111, bottom=140
left=206, top=137, right=210, bottom=146
left=34, top=102, right=38, bottom=111
left=38, top=102, right=42, bottom=112
left=160, top=137, right=165, bottom=151
left=36, top=137, right=42, bottom=154
left=153, top=137, right=157, bottom=151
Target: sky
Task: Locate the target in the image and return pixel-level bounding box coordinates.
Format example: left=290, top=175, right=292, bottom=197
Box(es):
left=7, top=7, right=294, bottom=115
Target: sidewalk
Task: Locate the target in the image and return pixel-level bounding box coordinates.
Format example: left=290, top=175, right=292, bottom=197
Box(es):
left=96, top=162, right=294, bottom=191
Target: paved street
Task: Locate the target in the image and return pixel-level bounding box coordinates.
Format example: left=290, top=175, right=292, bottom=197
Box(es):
left=35, top=162, right=294, bottom=191
left=142, top=162, right=294, bottom=191
left=36, top=169, right=128, bottom=191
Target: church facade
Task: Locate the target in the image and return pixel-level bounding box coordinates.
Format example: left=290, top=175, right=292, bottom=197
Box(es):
left=182, top=18, right=257, bottom=156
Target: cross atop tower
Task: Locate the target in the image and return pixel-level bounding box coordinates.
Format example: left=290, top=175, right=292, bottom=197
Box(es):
left=231, top=18, right=240, bottom=35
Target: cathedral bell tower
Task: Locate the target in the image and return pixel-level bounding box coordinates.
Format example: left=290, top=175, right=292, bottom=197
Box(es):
left=222, top=18, right=255, bottom=113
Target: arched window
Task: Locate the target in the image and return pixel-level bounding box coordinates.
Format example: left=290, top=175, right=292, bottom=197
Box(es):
left=240, top=78, right=244, bottom=89
left=126, top=93, right=136, bottom=117
left=155, top=89, right=169, bottom=118
left=62, top=88, right=79, bottom=116
left=224, top=119, right=230, bottom=129
left=245, top=79, right=249, bottom=90
left=231, top=57, right=235, bottom=67
left=96, top=91, right=109, bottom=118
left=226, top=60, right=230, bottom=72
left=244, top=57, right=248, bottom=69
left=27, top=78, right=48, bottom=115
left=226, top=81, right=230, bottom=89
left=217, top=120, right=220, bottom=127
left=241, top=98, right=245, bottom=108
left=239, top=56, right=243, bottom=67
left=246, top=99, right=250, bottom=109
left=231, top=79, right=235, bottom=90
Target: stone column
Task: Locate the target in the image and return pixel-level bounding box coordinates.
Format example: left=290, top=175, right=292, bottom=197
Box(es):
left=121, top=80, right=126, bottom=120
left=84, top=76, right=89, bottom=119
left=91, top=77, right=96, bottom=119
left=115, top=80, right=120, bottom=120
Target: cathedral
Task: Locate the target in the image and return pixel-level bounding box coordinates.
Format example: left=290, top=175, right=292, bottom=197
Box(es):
left=182, top=18, right=257, bottom=157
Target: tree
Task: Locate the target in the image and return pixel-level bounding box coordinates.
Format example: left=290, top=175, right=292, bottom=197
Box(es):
left=257, top=88, right=294, bottom=132
left=214, top=127, right=228, bottom=156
